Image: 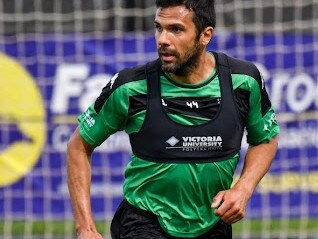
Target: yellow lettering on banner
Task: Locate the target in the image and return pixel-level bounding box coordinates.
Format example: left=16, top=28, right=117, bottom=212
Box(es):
left=307, top=173, right=318, bottom=193
left=233, top=172, right=318, bottom=193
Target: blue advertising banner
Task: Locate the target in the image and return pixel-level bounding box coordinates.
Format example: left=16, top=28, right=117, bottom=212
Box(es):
left=0, top=33, right=317, bottom=219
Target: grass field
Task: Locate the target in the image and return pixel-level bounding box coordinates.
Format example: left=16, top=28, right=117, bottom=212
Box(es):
left=0, top=219, right=318, bottom=238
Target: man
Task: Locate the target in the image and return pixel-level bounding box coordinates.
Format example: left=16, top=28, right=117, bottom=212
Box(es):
left=67, top=0, right=280, bottom=238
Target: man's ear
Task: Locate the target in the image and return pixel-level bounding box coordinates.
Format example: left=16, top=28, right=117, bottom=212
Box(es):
left=200, top=26, right=214, bottom=46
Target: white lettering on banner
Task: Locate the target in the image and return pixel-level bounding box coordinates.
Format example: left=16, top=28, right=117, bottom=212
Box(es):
left=50, top=63, right=318, bottom=116
left=269, top=72, right=289, bottom=111
left=79, top=74, right=111, bottom=112
left=57, top=182, right=123, bottom=197
left=278, top=126, right=318, bottom=148
left=256, top=63, right=318, bottom=113
left=287, top=73, right=316, bottom=113
left=52, top=125, right=131, bottom=153
left=51, top=63, right=114, bottom=114
left=97, top=131, right=131, bottom=153
left=50, top=64, right=89, bottom=114
left=52, top=125, right=73, bottom=151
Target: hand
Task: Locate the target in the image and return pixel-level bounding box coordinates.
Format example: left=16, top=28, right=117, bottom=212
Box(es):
left=211, top=187, right=250, bottom=224
left=77, top=230, right=104, bottom=239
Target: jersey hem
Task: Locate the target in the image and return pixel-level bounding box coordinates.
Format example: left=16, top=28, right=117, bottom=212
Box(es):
left=124, top=195, right=221, bottom=238
left=158, top=218, right=220, bottom=238
left=78, top=124, right=99, bottom=147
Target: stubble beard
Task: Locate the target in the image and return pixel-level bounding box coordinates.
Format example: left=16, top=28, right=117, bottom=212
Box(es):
left=159, top=41, right=202, bottom=76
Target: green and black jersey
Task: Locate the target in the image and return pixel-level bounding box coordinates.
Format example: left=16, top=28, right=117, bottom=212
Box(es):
left=78, top=52, right=280, bottom=238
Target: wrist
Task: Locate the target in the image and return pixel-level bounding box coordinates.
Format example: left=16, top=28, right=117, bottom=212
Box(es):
left=76, top=224, right=98, bottom=234
left=232, top=181, right=254, bottom=197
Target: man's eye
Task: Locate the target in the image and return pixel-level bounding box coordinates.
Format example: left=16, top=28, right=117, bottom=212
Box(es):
left=155, top=25, right=162, bottom=32
left=172, top=27, right=181, bottom=33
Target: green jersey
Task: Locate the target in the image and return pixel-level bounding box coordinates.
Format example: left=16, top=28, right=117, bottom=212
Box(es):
left=78, top=52, right=280, bottom=237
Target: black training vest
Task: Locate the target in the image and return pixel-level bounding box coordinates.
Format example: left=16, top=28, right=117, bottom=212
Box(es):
left=129, top=52, right=244, bottom=163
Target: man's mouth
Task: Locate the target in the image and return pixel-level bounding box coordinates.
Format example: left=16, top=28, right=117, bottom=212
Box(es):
left=160, top=53, right=175, bottom=62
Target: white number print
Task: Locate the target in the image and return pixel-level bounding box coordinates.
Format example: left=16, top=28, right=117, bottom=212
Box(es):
left=186, top=101, right=199, bottom=108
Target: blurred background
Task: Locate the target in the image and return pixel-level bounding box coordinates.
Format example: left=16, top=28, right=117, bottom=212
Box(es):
left=0, top=0, right=317, bottom=238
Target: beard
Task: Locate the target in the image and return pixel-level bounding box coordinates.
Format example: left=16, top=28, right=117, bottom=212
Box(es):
left=158, top=41, right=202, bottom=76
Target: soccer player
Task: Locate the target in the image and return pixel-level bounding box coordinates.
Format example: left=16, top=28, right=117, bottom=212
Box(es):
left=67, top=0, right=280, bottom=238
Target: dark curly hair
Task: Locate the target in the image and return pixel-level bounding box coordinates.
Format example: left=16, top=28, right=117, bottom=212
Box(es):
left=155, top=0, right=216, bottom=36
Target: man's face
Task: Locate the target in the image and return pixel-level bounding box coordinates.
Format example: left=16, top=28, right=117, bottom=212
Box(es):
left=154, top=6, right=203, bottom=75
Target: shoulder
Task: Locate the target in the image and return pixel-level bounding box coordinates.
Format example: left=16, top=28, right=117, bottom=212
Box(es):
left=219, top=53, right=272, bottom=116
left=111, top=62, right=149, bottom=90
left=228, top=55, right=261, bottom=79
left=217, top=52, right=263, bottom=88
left=94, top=61, right=156, bottom=113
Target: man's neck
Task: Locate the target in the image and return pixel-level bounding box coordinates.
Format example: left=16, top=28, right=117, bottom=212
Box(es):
left=170, top=52, right=216, bottom=85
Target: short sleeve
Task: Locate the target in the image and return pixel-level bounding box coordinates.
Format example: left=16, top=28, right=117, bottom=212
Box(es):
left=245, top=75, right=280, bottom=145
left=78, top=75, right=129, bottom=147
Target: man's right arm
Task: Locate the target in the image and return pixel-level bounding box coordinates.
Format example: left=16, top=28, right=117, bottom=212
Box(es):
left=67, top=127, right=103, bottom=239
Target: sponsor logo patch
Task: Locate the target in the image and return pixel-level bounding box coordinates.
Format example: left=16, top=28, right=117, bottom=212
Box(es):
left=166, top=136, right=223, bottom=152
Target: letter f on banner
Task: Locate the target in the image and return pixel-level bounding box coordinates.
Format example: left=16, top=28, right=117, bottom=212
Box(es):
left=50, top=64, right=89, bottom=114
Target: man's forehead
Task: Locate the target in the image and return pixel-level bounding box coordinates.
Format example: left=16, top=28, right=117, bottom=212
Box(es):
left=155, top=6, right=193, bottom=23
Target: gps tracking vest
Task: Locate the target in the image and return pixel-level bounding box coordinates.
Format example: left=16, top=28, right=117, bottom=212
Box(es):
left=129, top=53, right=244, bottom=163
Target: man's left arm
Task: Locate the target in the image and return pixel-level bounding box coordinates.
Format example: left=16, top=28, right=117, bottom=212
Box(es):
left=212, top=135, right=278, bottom=224
left=211, top=65, right=280, bottom=224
